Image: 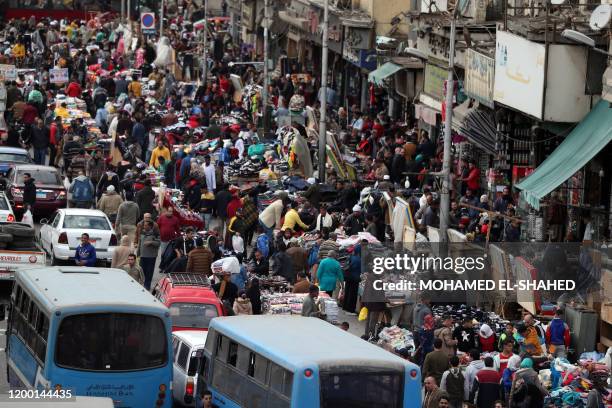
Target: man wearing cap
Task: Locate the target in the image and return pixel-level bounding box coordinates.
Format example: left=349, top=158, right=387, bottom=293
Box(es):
left=97, top=185, right=124, bottom=224
left=344, top=205, right=364, bottom=236
left=378, top=174, right=393, bottom=191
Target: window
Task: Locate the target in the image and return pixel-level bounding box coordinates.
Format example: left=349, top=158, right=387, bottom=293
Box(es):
left=227, top=341, right=238, bottom=367
left=17, top=170, right=61, bottom=186
left=216, top=335, right=230, bottom=363
left=204, top=329, right=215, bottom=354
left=236, top=346, right=250, bottom=373
left=0, top=153, right=29, bottom=163
left=270, top=364, right=293, bottom=399
left=187, top=349, right=202, bottom=376
left=177, top=343, right=189, bottom=370
left=169, top=303, right=219, bottom=329
left=0, top=197, right=9, bottom=210
left=319, top=370, right=403, bottom=408
left=55, top=313, right=167, bottom=371
left=20, top=293, right=30, bottom=315
left=172, top=337, right=180, bottom=361
left=62, top=215, right=110, bottom=230
left=252, top=353, right=269, bottom=384
left=51, top=213, right=61, bottom=228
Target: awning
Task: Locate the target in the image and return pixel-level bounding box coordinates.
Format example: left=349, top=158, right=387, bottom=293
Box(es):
left=515, top=100, right=612, bottom=209
left=368, top=62, right=403, bottom=86
left=452, top=100, right=497, bottom=155
left=278, top=10, right=309, bottom=31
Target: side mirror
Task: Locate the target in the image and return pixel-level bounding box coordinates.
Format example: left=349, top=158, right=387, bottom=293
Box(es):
left=39, top=218, right=48, bottom=225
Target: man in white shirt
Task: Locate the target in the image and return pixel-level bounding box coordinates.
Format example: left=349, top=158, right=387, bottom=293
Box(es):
left=313, top=206, right=333, bottom=231
left=234, top=135, right=245, bottom=159
left=202, top=154, right=216, bottom=191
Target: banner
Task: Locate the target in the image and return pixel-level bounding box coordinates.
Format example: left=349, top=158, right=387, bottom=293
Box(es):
left=465, top=49, right=495, bottom=108
left=49, top=68, right=69, bottom=84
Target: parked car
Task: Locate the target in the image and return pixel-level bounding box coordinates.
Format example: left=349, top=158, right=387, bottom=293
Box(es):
left=4, top=165, right=66, bottom=216
left=171, top=330, right=208, bottom=407
left=153, top=273, right=223, bottom=332
left=38, top=209, right=117, bottom=266
left=0, top=192, right=16, bottom=222
left=0, top=147, right=32, bottom=178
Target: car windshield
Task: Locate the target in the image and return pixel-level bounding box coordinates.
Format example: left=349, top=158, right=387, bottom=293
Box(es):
left=169, top=302, right=218, bottom=329
left=0, top=153, right=29, bottom=163
left=17, top=170, right=61, bottom=185
left=63, top=215, right=110, bottom=230
left=55, top=313, right=167, bottom=371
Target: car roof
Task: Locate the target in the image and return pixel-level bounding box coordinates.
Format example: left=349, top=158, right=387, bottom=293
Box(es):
left=12, top=164, right=59, bottom=172
left=173, top=330, right=208, bottom=348
left=164, top=285, right=220, bottom=302
left=0, top=147, right=29, bottom=155
left=57, top=208, right=110, bottom=217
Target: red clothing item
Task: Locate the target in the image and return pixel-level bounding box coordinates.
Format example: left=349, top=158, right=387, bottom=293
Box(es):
left=66, top=82, right=82, bottom=98
left=157, top=214, right=180, bottom=241
left=466, top=167, right=480, bottom=191
left=49, top=122, right=59, bottom=145
left=22, top=104, right=38, bottom=125
left=219, top=77, right=230, bottom=93
left=373, top=122, right=384, bottom=139
left=497, top=351, right=514, bottom=373
left=479, top=334, right=496, bottom=352
left=226, top=197, right=242, bottom=219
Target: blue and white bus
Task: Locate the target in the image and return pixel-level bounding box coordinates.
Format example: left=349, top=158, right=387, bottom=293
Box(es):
left=6, top=267, right=173, bottom=408
left=197, top=315, right=421, bottom=408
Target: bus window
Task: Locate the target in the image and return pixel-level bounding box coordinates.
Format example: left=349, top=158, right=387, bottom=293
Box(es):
left=55, top=313, right=167, bottom=371
left=177, top=343, right=189, bottom=371
left=227, top=341, right=238, bottom=367
left=236, top=345, right=250, bottom=373
left=215, top=335, right=230, bottom=363
left=270, top=364, right=293, bottom=398
left=319, top=370, right=403, bottom=408
left=248, top=353, right=268, bottom=384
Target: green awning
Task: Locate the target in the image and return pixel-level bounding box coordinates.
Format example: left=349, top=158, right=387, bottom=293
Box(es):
left=368, top=62, right=403, bottom=86
left=515, top=100, right=612, bottom=209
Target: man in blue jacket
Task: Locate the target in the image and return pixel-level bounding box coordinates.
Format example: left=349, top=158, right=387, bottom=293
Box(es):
left=545, top=309, right=570, bottom=357
left=75, top=233, right=97, bottom=266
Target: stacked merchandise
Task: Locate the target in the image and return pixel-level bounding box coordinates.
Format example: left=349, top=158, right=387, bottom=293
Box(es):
left=318, top=297, right=339, bottom=324
left=431, top=305, right=509, bottom=339
left=378, top=326, right=416, bottom=355
left=256, top=275, right=289, bottom=292
left=227, top=157, right=265, bottom=179
left=261, top=293, right=308, bottom=315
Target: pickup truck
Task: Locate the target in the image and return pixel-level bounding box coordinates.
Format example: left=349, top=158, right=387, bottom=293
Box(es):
left=0, top=222, right=45, bottom=280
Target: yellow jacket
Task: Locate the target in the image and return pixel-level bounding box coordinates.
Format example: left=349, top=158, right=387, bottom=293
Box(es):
left=128, top=81, right=142, bottom=98
left=281, top=209, right=308, bottom=231
left=149, top=146, right=171, bottom=168
left=12, top=44, right=25, bottom=59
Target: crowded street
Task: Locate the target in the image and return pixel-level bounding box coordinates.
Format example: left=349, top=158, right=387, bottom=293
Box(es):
left=0, top=0, right=610, bottom=407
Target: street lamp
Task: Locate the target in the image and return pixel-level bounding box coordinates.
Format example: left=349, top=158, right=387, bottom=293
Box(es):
left=561, top=29, right=611, bottom=55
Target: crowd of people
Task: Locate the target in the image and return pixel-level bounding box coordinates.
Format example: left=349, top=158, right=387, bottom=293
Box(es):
left=0, top=5, right=603, bottom=408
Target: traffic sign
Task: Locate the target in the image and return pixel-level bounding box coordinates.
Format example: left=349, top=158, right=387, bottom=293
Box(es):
left=141, top=12, right=156, bottom=35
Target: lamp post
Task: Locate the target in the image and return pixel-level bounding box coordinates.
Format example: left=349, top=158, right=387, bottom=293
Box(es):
left=318, top=0, right=329, bottom=183
left=262, top=0, right=270, bottom=134
left=202, top=0, right=208, bottom=84
left=439, top=13, right=458, bottom=244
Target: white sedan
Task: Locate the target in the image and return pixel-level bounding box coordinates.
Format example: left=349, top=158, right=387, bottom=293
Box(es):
left=0, top=192, right=16, bottom=222
left=39, top=209, right=117, bottom=265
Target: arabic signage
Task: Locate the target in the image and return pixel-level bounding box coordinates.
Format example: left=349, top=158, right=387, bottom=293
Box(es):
left=49, top=68, right=69, bottom=84
left=465, top=49, right=495, bottom=108
left=423, top=63, right=449, bottom=102
left=494, top=30, right=545, bottom=119
left=343, top=47, right=377, bottom=71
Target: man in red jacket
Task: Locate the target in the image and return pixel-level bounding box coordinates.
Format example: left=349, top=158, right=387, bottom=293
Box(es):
left=157, top=207, right=180, bottom=259
left=65, top=77, right=82, bottom=98
left=463, top=160, right=480, bottom=195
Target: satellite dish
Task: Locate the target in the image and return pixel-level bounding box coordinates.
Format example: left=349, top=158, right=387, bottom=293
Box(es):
left=590, top=4, right=611, bottom=31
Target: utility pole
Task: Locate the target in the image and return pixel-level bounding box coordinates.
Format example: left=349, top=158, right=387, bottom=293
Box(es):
left=318, top=0, right=329, bottom=183
left=121, top=0, right=125, bottom=23
left=160, top=0, right=164, bottom=35
left=439, top=13, right=457, bottom=243
left=262, top=0, right=270, bottom=135
left=127, top=0, right=131, bottom=23
left=202, top=0, right=208, bottom=84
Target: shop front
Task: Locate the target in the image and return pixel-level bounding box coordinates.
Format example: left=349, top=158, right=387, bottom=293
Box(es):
left=341, top=24, right=374, bottom=111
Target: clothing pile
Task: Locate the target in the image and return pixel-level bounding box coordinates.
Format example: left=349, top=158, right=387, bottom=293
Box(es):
left=261, top=293, right=308, bottom=315
left=227, top=157, right=265, bottom=179
left=378, top=326, right=416, bottom=354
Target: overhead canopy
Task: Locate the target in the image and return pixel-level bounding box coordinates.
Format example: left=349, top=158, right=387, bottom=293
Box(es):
left=452, top=100, right=497, bottom=155
left=515, top=100, right=612, bottom=209
left=368, top=62, right=403, bottom=86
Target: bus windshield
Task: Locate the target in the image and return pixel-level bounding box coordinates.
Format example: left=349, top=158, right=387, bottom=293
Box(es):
left=169, top=303, right=218, bottom=329
left=55, top=313, right=167, bottom=371
left=319, top=369, right=403, bottom=408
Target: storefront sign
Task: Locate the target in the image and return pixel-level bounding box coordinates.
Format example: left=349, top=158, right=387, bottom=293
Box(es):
left=423, top=63, right=448, bottom=102
left=465, top=49, right=495, bottom=108
left=49, top=68, right=69, bottom=84
left=344, top=26, right=371, bottom=49
left=494, top=30, right=545, bottom=119
left=343, top=47, right=376, bottom=71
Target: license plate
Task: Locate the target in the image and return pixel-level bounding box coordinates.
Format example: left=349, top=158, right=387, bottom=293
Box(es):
left=36, top=192, right=46, bottom=199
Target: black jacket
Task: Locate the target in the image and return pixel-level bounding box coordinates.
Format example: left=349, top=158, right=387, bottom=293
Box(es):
left=135, top=185, right=156, bottom=218
left=30, top=126, right=49, bottom=149
left=215, top=190, right=232, bottom=219
left=23, top=178, right=36, bottom=206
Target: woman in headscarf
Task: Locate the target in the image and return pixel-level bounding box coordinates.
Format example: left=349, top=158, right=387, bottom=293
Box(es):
left=501, top=354, right=521, bottom=404
left=479, top=322, right=496, bottom=352
left=246, top=278, right=262, bottom=315
left=508, top=358, right=548, bottom=408
left=111, top=235, right=133, bottom=268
